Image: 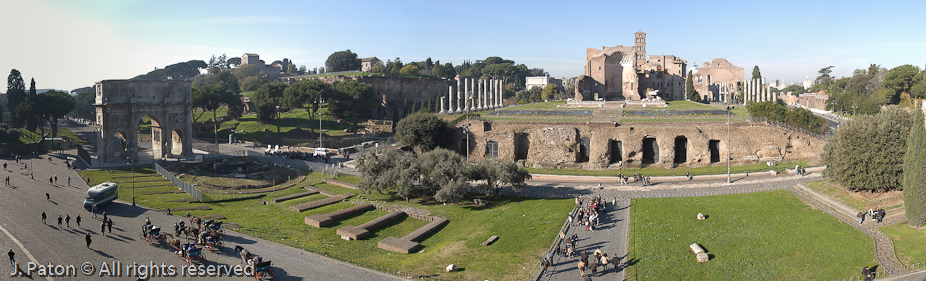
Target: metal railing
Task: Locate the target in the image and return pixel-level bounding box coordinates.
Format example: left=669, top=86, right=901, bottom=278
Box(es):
left=153, top=162, right=203, bottom=202
left=533, top=196, right=582, bottom=281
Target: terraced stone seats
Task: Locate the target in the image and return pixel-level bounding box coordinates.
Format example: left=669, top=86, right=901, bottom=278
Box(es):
left=271, top=191, right=318, bottom=203
left=304, top=204, right=374, bottom=227
left=378, top=217, right=448, bottom=253
left=289, top=194, right=352, bottom=212
left=337, top=211, right=407, bottom=240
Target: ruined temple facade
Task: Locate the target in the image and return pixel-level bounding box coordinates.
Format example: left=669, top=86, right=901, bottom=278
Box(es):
left=692, top=58, right=744, bottom=102
left=459, top=120, right=823, bottom=170
left=575, top=32, right=687, bottom=101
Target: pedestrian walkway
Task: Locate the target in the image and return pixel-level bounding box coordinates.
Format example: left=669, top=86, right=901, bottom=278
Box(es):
left=789, top=184, right=906, bottom=277
left=520, top=171, right=923, bottom=281
left=538, top=198, right=629, bottom=281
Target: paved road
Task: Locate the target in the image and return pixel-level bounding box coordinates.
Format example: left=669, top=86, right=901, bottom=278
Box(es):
left=0, top=150, right=403, bottom=280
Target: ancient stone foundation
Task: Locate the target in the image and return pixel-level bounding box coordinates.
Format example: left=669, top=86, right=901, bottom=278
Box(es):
left=459, top=120, right=824, bottom=169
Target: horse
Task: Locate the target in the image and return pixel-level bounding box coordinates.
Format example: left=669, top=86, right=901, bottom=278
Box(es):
left=234, top=245, right=262, bottom=265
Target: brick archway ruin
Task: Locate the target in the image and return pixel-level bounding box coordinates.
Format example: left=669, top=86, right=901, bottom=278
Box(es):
left=95, top=80, right=194, bottom=163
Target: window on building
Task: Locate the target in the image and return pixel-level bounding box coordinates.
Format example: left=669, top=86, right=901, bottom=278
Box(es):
left=486, top=141, right=498, bottom=158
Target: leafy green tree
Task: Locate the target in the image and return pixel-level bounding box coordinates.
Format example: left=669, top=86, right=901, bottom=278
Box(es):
left=133, top=60, right=207, bottom=80
left=395, top=112, right=451, bottom=151
left=356, top=149, right=420, bottom=201
left=283, top=80, right=330, bottom=133
left=884, top=64, right=921, bottom=98
left=540, top=84, right=561, bottom=101
left=515, top=86, right=543, bottom=104
left=214, top=70, right=241, bottom=94
left=399, top=64, right=419, bottom=75
left=193, top=85, right=241, bottom=142
left=330, top=80, right=375, bottom=132
left=325, top=50, right=361, bottom=72
left=227, top=57, right=241, bottom=68
left=823, top=106, right=911, bottom=191
left=903, top=109, right=926, bottom=226
left=685, top=70, right=700, bottom=102
left=70, top=86, right=95, bottom=120
left=253, top=82, right=288, bottom=137
left=473, top=157, right=530, bottom=196
left=781, top=84, right=804, bottom=94
left=815, top=66, right=835, bottom=88
left=7, top=70, right=25, bottom=128
left=41, top=91, right=74, bottom=138
left=752, top=66, right=761, bottom=80
left=418, top=148, right=471, bottom=203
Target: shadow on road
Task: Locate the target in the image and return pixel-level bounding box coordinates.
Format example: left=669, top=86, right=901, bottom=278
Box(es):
left=272, top=266, right=304, bottom=281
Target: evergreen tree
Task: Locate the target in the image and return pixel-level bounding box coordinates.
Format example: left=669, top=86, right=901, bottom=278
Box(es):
left=685, top=70, right=699, bottom=101
left=904, top=108, right=926, bottom=226
left=752, top=66, right=762, bottom=80
left=391, top=106, right=399, bottom=133
left=7, top=70, right=26, bottom=128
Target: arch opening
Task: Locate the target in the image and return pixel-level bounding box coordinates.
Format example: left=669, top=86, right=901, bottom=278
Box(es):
left=577, top=137, right=590, bottom=163
left=609, top=140, right=622, bottom=164
left=642, top=137, right=659, bottom=165
left=514, top=133, right=530, bottom=161
left=709, top=140, right=720, bottom=163
left=673, top=136, right=688, bottom=164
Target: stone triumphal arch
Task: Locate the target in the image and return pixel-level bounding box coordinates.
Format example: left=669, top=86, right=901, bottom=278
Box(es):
left=95, top=80, right=194, bottom=162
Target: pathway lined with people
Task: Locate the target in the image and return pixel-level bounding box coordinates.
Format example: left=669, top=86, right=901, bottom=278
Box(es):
left=515, top=170, right=917, bottom=280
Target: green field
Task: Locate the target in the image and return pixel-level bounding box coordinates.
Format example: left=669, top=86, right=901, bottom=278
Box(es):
left=525, top=160, right=809, bottom=177
left=627, top=190, right=876, bottom=280
left=194, top=104, right=354, bottom=146
left=80, top=170, right=572, bottom=280
left=881, top=223, right=926, bottom=268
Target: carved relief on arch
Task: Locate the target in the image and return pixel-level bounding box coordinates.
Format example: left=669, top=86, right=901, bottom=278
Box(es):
left=169, top=112, right=185, bottom=127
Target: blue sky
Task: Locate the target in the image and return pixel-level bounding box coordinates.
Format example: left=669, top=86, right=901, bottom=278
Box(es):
left=3, top=0, right=926, bottom=91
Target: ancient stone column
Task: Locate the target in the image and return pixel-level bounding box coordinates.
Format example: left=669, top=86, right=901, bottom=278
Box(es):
left=482, top=80, right=492, bottom=109
left=448, top=85, right=454, bottom=113
left=439, top=96, right=446, bottom=113
left=455, top=79, right=462, bottom=113
left=476, top=79, right=483, bottom=111
left=469, top=78, right=476, bottom=111
left=497, top=80, right=503, bottom=107
left=464, top=78, right=470, bottom=112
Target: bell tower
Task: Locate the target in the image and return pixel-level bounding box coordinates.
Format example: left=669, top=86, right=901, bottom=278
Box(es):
left=634, top=31, right=646, bottom=69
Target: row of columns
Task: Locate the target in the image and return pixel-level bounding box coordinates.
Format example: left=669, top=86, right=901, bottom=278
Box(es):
left=439, top=78, right=504, bottom=113
left=717, top=81, right=731, bottom=103
left=743, top=77, right=775, bottom=103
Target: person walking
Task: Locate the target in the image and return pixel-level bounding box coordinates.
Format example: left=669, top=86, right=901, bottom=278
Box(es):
left=48, top=177, right=52, bottom=185
left=857, top=210, right=865, bottom=225
left=67, top=176, right=70, bottom=186
left=85, top=234, right=92, bottom=248
left=57, top=216, right=62, bottom=227
left=107, top=219, right=113, bottom=234
left=879, top=208, right=886, bottom=223
left=45, top=193, right=49, bottom=201
left=99, top=220, right=105, bottom=236
left=41, top=212, right=46, bottom=224
left=54, top=176, right=57, bottom=184
left=76, top=215, right=81, bottom=228
left=589, top=260, right=598, bottom=277
left=65, top=215, right=70, bottom=228
left=102, top=211, right=107, bottom=223
left=91, top=205, right=97, bottom=219
left=600, top=254, right=609, bottom=273
left=577, top=260, right=586, bottom=277
left=7, top=249, right=13, bottom=267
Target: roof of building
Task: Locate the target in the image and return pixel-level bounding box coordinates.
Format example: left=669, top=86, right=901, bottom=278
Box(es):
left=243, top=53, right=258, bottom=56
left=361, top=57, right=379, bottom=62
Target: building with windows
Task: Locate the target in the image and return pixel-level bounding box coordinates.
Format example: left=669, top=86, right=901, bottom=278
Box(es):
left=361, top=57, right=380, bottom=72
left=525, top=75, right=563, bottom=92
left=692, top=58, right=744, bottom=102
left=575, top=31, right=687, bottom=101
left=241, top=53, right=282, bottom=76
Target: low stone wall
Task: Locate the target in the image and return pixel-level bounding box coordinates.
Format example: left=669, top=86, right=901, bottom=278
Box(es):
left=337, top=211, right=407, bottom=240
left=323, top=178, right=359, bottom=190
left=271, top=191, right=318, bottom=203
left=378, top=218, right=449, bottom=254
left=289, top=194, right=351, bottom=212
left=304, top=203, right=374, bottom=227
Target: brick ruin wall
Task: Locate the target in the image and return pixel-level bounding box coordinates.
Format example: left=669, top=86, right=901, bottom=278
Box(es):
left=288, top=75, right=452, bottom=117
left=461, top=121, right=824, bottom=169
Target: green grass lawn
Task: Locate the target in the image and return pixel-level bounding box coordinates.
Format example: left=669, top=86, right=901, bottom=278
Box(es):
left=806, top=180, right=869, bottom=210
left=80, top=170, right=572, bottom=280
left=525, top=161, right=809, bottom=177
left=627, top=190, right=876, bottom=280
left=505, top=100, right=570, bottom=110
left=880, top=223, right=926, bottom=268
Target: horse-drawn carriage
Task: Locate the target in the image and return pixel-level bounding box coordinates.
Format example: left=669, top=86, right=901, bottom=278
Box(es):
left=178, top=243, right=205, bottom=265
left=235, top=246, right=274, bottom=280
left=142, top=225, right=167, bottom=245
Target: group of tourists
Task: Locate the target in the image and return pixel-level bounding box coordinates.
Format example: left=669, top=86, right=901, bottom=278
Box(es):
left=575, top=248, right=612, bottom=278
left=615, top=172, right=650, bottom=185
left=265, top=150, right=331, bottom=163
left=857, top=208, right=887, bottom=224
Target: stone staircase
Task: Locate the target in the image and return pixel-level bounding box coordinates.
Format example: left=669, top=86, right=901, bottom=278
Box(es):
left=788, top=184, right=906, bottom=276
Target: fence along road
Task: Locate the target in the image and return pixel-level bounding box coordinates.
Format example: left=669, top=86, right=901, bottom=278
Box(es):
left=153, top=162, right=203, bottom=202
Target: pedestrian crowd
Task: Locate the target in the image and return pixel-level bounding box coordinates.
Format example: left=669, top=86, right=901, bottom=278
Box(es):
left=857, top=208, right=887, bottom=225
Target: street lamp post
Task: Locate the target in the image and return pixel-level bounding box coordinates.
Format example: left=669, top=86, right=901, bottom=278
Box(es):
left=127, top=146, right=135, bottom=206
left=727, top=106, right=732, bottom=184
left=318, top=97, right=323, bottom=149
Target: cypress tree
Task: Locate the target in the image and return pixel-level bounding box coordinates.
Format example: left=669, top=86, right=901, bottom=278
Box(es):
left=752, top=66, right=761, bottom=80
left=391, top=106, right=399, bottom=133
left=904, top=108, right=926, bottom=226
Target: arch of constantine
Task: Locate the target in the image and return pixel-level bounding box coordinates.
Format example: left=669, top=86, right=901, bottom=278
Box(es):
left=95, top=80, right=194, bottom=163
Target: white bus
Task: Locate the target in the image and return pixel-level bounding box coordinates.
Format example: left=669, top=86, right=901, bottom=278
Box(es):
left=84, top=182, right=118, bottom=210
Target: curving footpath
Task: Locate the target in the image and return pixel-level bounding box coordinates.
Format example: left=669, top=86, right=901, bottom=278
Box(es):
left=516, top=170, right=914, bottom=281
